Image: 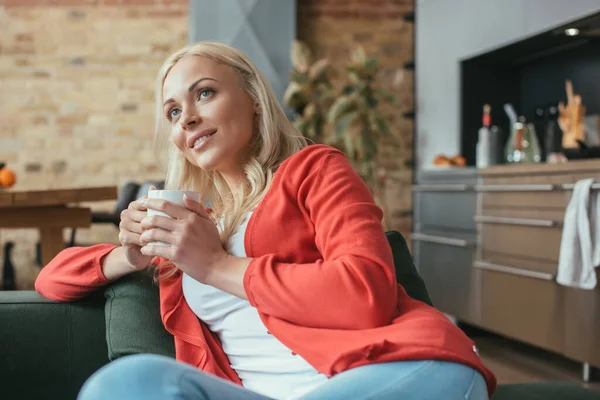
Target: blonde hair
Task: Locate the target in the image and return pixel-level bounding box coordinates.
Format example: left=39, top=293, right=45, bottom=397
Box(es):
left=153, top=41, right=307, bottom=280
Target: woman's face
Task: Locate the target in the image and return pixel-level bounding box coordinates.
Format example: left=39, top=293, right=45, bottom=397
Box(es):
left=162, top=56, right=256, bottom=178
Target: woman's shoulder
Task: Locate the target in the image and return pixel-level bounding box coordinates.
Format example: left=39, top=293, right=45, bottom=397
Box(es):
left=280, top=144, right=347, bottom=176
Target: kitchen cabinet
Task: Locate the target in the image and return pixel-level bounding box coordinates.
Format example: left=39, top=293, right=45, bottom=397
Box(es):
left=412, top=160, right=600, bottom=380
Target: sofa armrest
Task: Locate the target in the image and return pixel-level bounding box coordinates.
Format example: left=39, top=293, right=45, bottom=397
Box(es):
left=0, top=291, right=109, bottom=400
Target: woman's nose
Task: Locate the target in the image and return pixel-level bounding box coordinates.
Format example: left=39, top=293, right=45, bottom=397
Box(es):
left=181, top=110, right=201, bottom=129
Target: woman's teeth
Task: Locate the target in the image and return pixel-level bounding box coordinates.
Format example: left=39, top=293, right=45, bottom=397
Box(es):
left=193, top=132, right=215, bottom=148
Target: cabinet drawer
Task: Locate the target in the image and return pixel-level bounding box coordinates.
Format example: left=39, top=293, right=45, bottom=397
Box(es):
left=480, top=189, right=569, bottom=209
left=479, top=252, right=558, bottom=276
left=480, top=269, right=565, bottom=353
left=479, top=218, right=563, bottom=263
left=478, top=170, right=600, bottom=209
left=413, top=233, right=478, bottom=323
left=414, top=190, right=476, bottom=231
left=564, top=281, right=600, bottom=367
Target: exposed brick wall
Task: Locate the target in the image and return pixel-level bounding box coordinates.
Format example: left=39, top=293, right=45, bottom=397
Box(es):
left=0, top=0, right=415, bottom=288
left=297, top=0, right=415, bottom=238
left=0, top=0, right=188, bottom=288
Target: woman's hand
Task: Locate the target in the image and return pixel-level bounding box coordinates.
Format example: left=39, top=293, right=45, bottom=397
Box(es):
left=118, top=189, right=155, bottom=271
left=139, top=195, right=227, bottom=283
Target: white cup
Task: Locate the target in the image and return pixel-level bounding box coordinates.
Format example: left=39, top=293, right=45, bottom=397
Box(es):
left=147, top=190, right=201, bottom=246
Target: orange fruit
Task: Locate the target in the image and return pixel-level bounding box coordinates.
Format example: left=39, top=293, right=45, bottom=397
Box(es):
left=0, top=168, right=17, bottom=188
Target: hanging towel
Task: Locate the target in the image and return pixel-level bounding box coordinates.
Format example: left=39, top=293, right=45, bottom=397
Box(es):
left=557, top=178, right=600, bottom=289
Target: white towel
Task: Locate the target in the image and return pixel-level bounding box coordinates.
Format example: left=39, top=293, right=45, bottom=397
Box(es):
left=557, top=178, right=600, bottom=289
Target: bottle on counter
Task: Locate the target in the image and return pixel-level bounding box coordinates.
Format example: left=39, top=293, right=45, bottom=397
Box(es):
left=505, top=116, right=542, bottom=164
left=476, top=104, right=501, bottom=168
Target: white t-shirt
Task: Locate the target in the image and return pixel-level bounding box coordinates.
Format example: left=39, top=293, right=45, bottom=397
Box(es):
left=182, top=212, right=328, bottom=399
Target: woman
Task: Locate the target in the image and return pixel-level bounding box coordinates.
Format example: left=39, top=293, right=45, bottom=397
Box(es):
left=35, top=42, right=495, bottom=400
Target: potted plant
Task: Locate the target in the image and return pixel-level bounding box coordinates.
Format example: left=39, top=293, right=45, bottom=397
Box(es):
left=327, top=46, right=404, bottom=228
left=283, top=41, right=333, bottom=143
left=284, top=43, right=406, bottom=229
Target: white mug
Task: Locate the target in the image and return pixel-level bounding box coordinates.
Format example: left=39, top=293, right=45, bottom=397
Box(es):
left=147, top=190, right=201, bottom=246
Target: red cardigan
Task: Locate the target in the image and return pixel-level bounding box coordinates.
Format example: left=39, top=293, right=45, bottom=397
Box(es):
left=36, top=144, right=496, bottom=395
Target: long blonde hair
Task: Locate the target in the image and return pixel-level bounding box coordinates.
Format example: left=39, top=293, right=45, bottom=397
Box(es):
left=153, top=42, right=307, bottom=279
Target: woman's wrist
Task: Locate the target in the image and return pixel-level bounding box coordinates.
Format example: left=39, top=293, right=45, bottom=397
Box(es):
left=101, top=247, right=139, bottom=281
left=204, top=254, right=252, bottom=300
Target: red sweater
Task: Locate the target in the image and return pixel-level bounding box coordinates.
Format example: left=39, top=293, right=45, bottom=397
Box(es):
left=36, top=144, right=496, bottom=395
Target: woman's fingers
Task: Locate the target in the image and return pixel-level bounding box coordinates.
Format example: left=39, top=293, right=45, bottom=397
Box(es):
left=118, top=229, right=143, bottom=247
left=140, top=244, right=172, bottom=259
left=131, top=199, right=148, bottom=212
left=119, top=217, right=143, bottom=234
left=124, top=208, right=147, bottom=223
left=140, top=214, right=179, bottom=232
left=140, top=229, right=175, bottom=246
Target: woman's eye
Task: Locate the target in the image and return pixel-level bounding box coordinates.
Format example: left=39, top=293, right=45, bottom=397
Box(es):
left=169, top=108, right=181, bottom=119
left=198, top=88, right=214, bottom=100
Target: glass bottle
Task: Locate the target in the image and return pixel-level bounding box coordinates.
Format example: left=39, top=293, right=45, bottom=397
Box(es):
left=505, top=117, right=541, bottom=164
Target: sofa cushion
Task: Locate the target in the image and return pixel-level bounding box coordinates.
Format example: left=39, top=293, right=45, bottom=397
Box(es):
left=104, top=271, right=175, bottom=360
left=386, top=231, right=433, bottom=306
left=492, top=382, right=600, bottom=400
left=0, top=291, right=108, bottom=400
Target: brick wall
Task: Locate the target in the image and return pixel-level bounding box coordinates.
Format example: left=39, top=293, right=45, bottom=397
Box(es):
left=297, top=0, right=415, bottom=237
left=0, top=0, right=188, bottom=288
left=0, top=0, right=414, bottom=289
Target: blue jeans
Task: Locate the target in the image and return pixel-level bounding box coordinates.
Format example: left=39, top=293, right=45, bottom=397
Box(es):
left=78, top=354, right=488, bottom=400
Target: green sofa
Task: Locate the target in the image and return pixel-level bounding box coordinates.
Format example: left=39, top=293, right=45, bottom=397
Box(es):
left=1, top=232, right=599, bottom=400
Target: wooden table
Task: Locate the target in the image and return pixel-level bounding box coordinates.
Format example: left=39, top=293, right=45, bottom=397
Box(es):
left=0, top=186, right=118, bottom=266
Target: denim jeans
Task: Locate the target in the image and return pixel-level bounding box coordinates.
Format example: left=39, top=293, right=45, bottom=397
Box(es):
left=78, top=354, right=488, bottom=400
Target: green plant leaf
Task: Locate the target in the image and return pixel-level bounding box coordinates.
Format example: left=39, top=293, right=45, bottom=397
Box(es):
left=290, top=69, right=309, bottom=85
left=308, top=58, right=329, bottom=81
left=327, top=96, right=355, bottom=124
left=342, top=85, right=355, bottom=95
left=366, top=97, right=378, bottom=108
left=291, top=40, right=311, bottom=73
left=372, top=111, right=390, bottom=137
left=334, top=111, right=358, bottom=139
left=293, top=118, right=309, bottom=135
left=283, top=82, right=305, bottom=108
left=361, top=128, right=378, bottom=160
left=365, top=58, right=377, bottom=70
left=344, top=130, right=356, bottom=161
left=349, top=70, right=362, bottom=84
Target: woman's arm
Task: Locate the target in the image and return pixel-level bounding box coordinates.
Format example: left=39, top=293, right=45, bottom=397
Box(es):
left=207, top=150, right=398, bottom=330
left=35, top=244, right=128, bottom=301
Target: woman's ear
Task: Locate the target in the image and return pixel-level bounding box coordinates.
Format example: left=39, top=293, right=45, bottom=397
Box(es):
left=254, top=103, right=262, bottom=115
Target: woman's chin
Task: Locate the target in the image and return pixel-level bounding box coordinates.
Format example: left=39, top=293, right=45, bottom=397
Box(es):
left=190, top=150, right=221, bottom=172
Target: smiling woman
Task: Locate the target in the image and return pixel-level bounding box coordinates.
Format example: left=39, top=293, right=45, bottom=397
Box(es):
left=153, top=43, right=306, bottom=252
left=35, top=41, right=496, bottom=400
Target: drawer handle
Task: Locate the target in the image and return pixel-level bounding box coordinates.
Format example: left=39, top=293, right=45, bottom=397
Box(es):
left=411, top=233, right=469, bottom=247
left=474, top=215, right=560, bottom=227
left=477, top=183, right=600, bottom=191
left=473, top=260, right=555, bottom=281
left=562, top=183, right=600, bottom=190
left=412, top=184, right=471, bottom=192
left=475, top=184, right=555, bottom=192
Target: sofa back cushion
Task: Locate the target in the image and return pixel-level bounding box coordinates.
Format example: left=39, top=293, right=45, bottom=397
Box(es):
left=104, top=271, right=175, bottom=360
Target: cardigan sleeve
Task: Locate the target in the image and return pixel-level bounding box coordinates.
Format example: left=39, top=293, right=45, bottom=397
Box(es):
left=35, top=244, right=118, bottom=302
left=243, top=151, right=398, bottom=330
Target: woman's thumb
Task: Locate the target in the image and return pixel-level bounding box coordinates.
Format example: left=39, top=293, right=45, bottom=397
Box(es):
left=183, top=195, right=210, bottom=217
